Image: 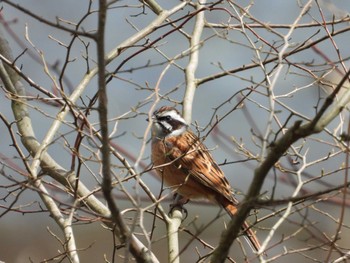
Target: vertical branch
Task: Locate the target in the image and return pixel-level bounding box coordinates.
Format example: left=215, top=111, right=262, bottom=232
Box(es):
left=183, top=0, right=206, bottom=123
left=167, top=208, right=182, bottom=263
left=96, top=2, right=158, bottom=262
left=259, top=0, right=313, bottom=160
left=96, top=0, right=113, bottom=221
left=95, top=0, right=129, bottom=257
left=258, top=153, right=307, bottom=261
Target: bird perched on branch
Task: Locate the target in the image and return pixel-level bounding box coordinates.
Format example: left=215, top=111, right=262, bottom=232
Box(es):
left=149, top=106, right=261, bottom=252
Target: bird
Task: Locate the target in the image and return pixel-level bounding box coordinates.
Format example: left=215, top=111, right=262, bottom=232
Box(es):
left=149, top=106, right=261, bottom=252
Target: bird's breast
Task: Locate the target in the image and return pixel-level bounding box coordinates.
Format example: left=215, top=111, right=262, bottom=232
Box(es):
left=151, top=138, right=215, bottom=200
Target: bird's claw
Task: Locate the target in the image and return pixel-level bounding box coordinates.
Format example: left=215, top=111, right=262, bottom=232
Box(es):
left=169, top=194, right=189, bottom=220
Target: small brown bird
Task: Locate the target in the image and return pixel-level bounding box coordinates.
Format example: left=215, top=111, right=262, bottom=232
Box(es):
left=150, top=106, right=261, bottom=252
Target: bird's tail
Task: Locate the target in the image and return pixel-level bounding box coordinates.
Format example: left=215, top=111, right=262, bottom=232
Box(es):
left=224, top=201, right=261, bottom=253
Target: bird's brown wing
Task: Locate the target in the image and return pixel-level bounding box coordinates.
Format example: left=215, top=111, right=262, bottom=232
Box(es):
left=164, top=130, right=261, bottom=252
left=165, top=130, right=237, bottom=205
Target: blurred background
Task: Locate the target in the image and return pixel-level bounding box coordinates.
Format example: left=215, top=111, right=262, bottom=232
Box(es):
left=1, top=0, right=350, bottom=262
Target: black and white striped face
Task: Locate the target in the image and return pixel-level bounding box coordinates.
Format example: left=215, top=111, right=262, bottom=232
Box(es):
left=151, top=106, right=188, bottom=138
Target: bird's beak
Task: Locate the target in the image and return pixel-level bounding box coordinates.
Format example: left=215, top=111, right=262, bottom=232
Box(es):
left=146, top=115, right=156, bottom=122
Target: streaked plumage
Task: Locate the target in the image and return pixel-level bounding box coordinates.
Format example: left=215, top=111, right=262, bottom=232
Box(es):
left=150, top=106, right=260, bottom=252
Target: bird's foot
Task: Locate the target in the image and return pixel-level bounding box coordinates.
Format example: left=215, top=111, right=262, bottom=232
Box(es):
left=169, top=194, right=189, bottom=220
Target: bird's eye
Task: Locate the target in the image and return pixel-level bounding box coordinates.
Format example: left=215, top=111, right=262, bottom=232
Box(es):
left=158, top=115, right=172, bottom=121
